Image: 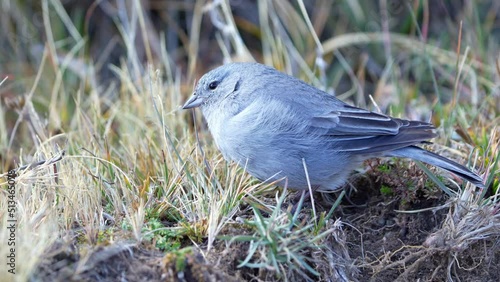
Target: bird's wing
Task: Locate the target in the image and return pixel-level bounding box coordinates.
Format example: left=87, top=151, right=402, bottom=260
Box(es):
left=310, top=104, right=437, bottom=153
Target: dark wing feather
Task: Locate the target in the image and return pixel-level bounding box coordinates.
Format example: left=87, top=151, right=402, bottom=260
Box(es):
left=310, top=104, right=436, bottom=153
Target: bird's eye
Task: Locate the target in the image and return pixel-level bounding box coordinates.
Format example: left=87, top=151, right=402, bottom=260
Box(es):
left=208, top=81, right=219, bottom=90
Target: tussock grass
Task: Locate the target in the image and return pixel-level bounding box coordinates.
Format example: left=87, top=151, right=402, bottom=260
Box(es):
left=0, top=0, right=499, bottom=281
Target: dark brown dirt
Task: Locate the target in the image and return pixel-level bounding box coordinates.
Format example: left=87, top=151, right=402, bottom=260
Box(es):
left=335, top=163, right=500, bottom=282
left=32, top=164, right=499, bottom=281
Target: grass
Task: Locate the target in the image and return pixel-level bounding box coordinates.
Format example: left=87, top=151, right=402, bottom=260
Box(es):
left=0, top=0, right=499, bottom=281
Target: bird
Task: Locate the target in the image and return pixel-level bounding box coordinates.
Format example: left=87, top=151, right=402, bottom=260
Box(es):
left=183, top=62, right=484, bottom=191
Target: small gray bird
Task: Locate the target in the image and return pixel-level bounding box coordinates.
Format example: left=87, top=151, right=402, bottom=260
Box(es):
left=183, top=62, right=484, bottom=191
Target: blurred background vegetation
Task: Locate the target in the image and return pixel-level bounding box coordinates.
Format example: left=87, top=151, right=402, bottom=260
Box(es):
left=1, top=1, right=498, bottom=143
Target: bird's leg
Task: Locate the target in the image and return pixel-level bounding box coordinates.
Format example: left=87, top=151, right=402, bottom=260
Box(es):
left=289, top=185, right=320, bottom=214
left=289, top=190, right=309, bottom=214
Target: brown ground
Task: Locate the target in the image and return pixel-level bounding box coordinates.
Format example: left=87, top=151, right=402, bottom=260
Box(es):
left=32, top=162, right=499, bottom=282
left=341, top=177, right=499, bottom=282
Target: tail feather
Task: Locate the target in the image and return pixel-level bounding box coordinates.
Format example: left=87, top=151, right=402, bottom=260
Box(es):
left=388, top=146, right=484, bottom=188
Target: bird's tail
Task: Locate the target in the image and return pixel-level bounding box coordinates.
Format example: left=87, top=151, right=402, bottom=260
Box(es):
left=388, top=145, right=484, bottom=188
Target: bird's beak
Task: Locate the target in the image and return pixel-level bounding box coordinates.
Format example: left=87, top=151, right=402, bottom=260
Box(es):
left=182, top=93, right=203, bottom=109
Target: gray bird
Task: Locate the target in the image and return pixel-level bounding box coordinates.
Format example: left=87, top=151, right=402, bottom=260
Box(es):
left=183, top=62, right=484, bottom=191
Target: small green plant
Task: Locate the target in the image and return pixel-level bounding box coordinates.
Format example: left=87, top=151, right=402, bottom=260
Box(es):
left=143, top=218, right=182, bottom=251
left=377, top=163, right=392, bottom=173
left=233, top=209, right=318, bottom=279
left=380, top=185, right=393, bottom=196
left=222, top=190, right=347, bottom=281
left=97, top=228, right=115, bottom=244
left=163, top=247, right=194, bottom=272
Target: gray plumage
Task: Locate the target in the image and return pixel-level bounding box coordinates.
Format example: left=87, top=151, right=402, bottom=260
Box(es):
left=183, top=62, right=484, bottom=191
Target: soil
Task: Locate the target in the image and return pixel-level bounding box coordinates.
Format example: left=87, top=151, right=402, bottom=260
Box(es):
left=340, top=179, right=499, bottom=282
left=33, top=164, right=499, bottom=282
